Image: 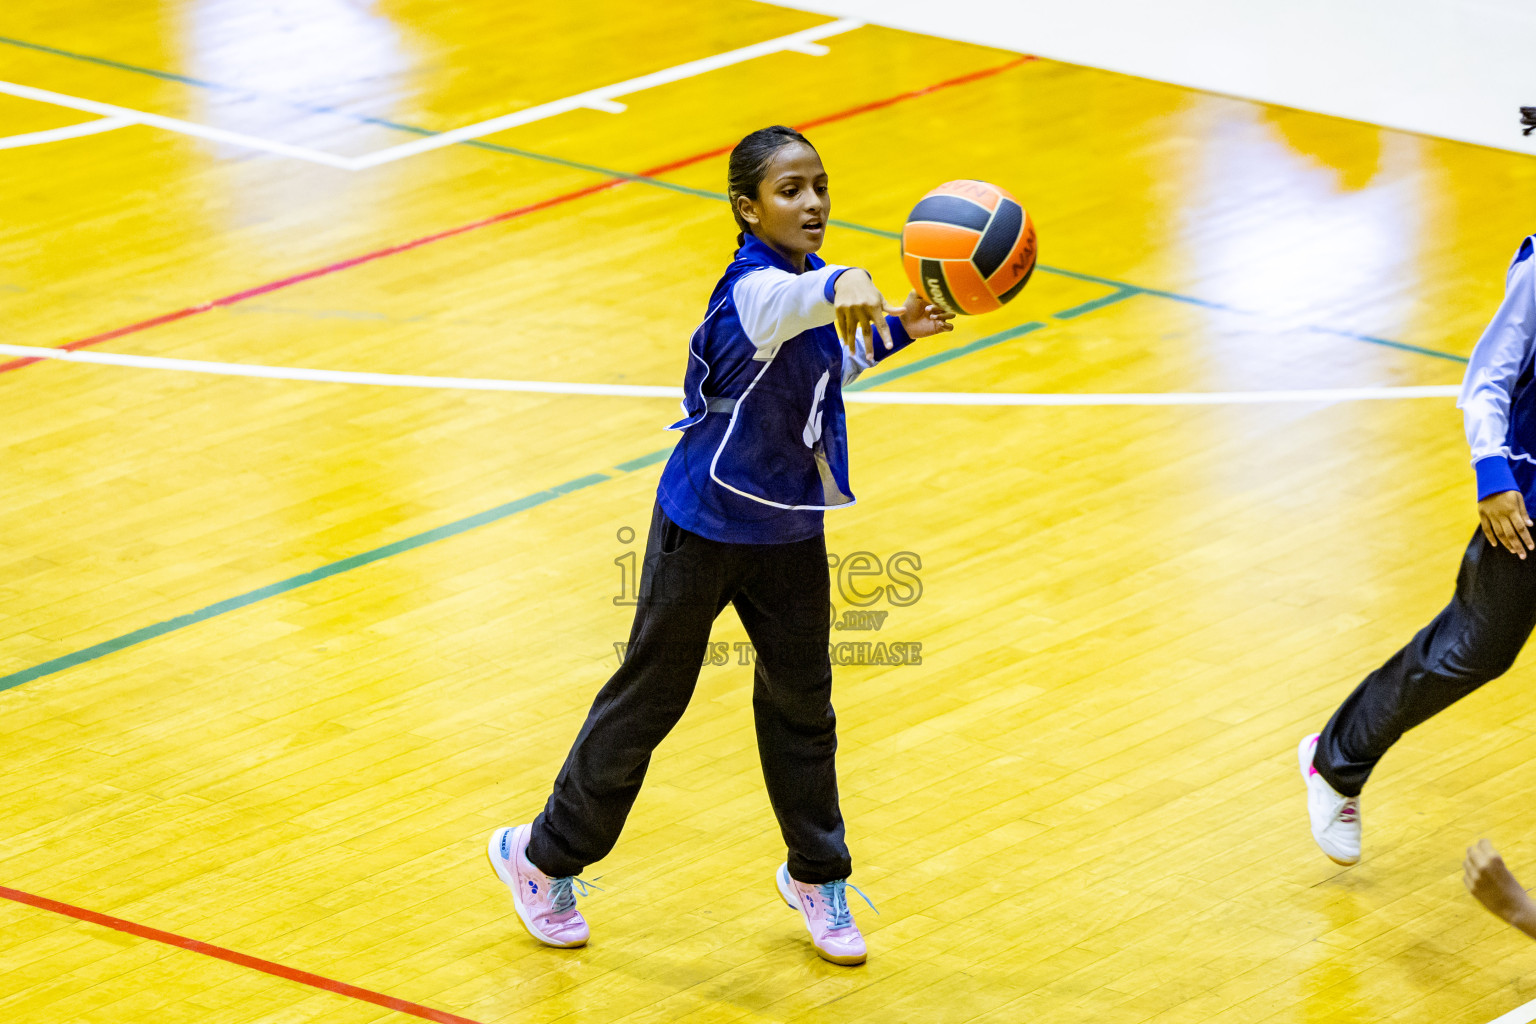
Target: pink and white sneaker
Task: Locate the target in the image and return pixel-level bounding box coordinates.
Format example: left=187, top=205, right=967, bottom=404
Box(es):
left=776, top=862, right=874, bottom=966
left=1298, top=734, right=1361, bottom=865
left=487, top=824, right=591, bottom=948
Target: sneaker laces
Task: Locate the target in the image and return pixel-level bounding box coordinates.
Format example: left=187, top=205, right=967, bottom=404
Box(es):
left=1339, top=799, right=1359, bottom=824
left=549, top=875, right=602, bottom=915
left=817, top=879, right=878, bottom=930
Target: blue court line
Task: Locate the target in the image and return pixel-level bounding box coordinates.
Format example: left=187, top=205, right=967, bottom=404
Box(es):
left=0, top=34, right=1469, bottom=366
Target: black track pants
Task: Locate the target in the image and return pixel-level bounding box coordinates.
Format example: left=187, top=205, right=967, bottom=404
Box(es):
left=1316, top=529, right=1536, bottom=797
left=526, top=502, right=850, bottom=883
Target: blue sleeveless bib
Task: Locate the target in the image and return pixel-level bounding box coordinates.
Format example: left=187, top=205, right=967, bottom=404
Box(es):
left=657, top=235, right=855, bottom=544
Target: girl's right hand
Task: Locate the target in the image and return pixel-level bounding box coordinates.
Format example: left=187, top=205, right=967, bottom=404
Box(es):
left=1479, top=490, right=1534, bottom=559
left=833, top=269, right=903, bottom=352
left=1464, top=839, right=1536, bottom=938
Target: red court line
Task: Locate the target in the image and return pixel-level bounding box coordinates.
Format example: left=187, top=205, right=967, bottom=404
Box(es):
left=0, top=54, right=1034, bottom=376
left=640, top=54, right=1036, bottom=177
left=0, top=884, right=487, bottom=1024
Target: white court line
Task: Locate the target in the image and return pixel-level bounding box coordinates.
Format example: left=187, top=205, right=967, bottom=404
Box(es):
left=0, top=345, right=680, bottom=396
left=0, top=116, right=134, bottom=149
left=346, top=18, right=863, bottom=169
left=844, top=384, right=1461, bottom=405
left=0, top=345, right=1462, bottom=405
left=1488, top=998, right=1536, bottom=1024
left=0, top=80, right=357, bottom=168
left=0, top=18, right=861, bottom=171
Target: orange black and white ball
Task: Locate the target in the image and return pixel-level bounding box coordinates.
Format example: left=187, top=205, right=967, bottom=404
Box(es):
left=900, top=180, right=1038, bottom=315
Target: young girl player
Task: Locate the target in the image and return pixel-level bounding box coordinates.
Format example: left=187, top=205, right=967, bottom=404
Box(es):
left=1301, top=223, right=1536, bottom=865
left=488, top=125, right=954, bottom=965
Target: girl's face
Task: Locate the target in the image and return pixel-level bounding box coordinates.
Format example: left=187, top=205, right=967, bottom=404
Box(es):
left=737, top=141, right=829, bottom=270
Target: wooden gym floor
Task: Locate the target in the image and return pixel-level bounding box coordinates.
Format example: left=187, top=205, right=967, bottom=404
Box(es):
left=4, top=2, right=1536, bottom=1021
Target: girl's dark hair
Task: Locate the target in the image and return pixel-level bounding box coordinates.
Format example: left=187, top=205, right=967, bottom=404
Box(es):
left=1523, top=106, right=1536, bottom=136
left=728, top=125, right=815, bottom=243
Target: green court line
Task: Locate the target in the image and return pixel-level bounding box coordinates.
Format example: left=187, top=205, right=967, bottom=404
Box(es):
left=0, top=294, right=1457, bottom=691
left=1299, top=323, right=1469, bottom=363
left=1130, top=286, right=1469, bottom=364
left=0, top=470, right=623, bottom=692
left=0, top=32, right=1475, bottom=691
left=0, top=33, right=1469, bottom=366
left=0, top=34, right=223, bottom=88
left=0, top=311, right=1048, bottom=692
left=611, top=447, right=675, bottom=473
left=847, top=321, right=1048, bottom=390
left=1052, top=286, right=1141, bottom=320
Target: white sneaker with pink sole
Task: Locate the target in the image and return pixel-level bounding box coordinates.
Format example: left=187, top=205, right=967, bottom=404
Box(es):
left=1298, top=733, right=1361, bottom=865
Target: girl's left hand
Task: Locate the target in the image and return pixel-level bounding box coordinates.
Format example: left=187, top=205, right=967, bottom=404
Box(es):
left=897, top=290, right=956, bottom=340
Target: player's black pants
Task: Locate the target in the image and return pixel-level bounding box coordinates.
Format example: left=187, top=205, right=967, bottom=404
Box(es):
left=527, top=501, right=850, bottom=884
left=1316, top=528, right=1536, bottom=797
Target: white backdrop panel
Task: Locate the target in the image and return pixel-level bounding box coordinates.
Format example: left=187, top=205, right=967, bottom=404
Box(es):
left=772, top=0, right=1536, bottom=156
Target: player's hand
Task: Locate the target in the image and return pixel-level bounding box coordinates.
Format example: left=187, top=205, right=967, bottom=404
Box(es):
left=1478, top=490, right=1534, bottom=559
left=1464, top=839, right=1536, bottom=938
left=833, top=269, right=903, bottom=352
left=897, top=290, right=956, bottom=340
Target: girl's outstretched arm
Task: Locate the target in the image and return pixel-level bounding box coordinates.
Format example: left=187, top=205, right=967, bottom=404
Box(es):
left=1465, top=839, right=1536, bottom=939
left=832, top=269, right=903, bottom=351
left=840, top=291, right=955, bottom=386
left=733, top=263, right=853, bottom=358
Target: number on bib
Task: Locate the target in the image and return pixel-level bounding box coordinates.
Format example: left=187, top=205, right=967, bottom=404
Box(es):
left=803, top=370, right=830, bottom=447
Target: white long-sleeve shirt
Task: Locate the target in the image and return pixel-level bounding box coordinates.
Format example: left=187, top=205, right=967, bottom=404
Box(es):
left=1457, top=236, right=1536, bottom=498
left=732, top=266, right=900, bottom=385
